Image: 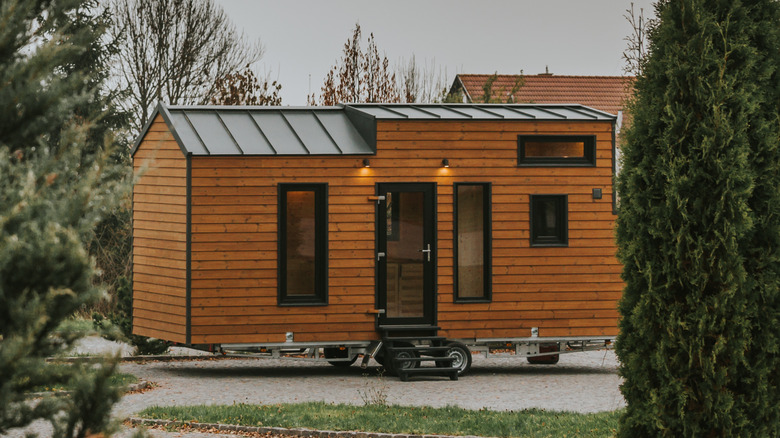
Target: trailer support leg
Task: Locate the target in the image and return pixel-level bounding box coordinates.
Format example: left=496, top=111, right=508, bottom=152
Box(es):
left=362, top=341, right=382, bottom=369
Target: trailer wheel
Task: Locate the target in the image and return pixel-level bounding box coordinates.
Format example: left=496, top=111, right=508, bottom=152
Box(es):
left=527, top=343, right=560, bottom=365
left=323, top=347, right=358, bottom=367
left=437, top=341, right=472, bottom=376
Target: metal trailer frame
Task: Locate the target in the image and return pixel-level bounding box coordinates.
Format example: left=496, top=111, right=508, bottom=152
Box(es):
left=183, top=336, right=614, bottom=372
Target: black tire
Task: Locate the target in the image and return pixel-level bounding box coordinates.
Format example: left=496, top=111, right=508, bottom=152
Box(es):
left=323, top=347, right=358, bottom=367
left=436, top=341, right=472, bottom=376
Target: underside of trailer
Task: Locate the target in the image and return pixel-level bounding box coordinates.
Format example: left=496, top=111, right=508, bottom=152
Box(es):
left=178, top=326, right=614, bottom=381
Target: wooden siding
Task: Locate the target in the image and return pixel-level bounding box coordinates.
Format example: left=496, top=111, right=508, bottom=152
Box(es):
left=132, top=115, right=187, bottom=343
left=186, top=119, right=620, bottom=344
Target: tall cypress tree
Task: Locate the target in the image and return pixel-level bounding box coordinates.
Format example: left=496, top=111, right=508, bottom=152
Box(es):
left=740, top=0, right=780, bottom=432
left=616, top=0, right=780, bottom=436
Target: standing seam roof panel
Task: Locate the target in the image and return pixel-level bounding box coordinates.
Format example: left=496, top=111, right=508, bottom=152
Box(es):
left=412, top=106, right=472, bottom=119
left=283, top=112, right=339, bottom=155
left=509, top=107, right=567, bottom=119
left=315, top=112, right=374, bottom=154
left=353, top=106, right=408, bottom=119
left=218, top=111, right=276, bottom=154
left=251, top=112, right=309, bottom=155
left=167, top=112, right=208, bottom=154
left=186, top=111, right=241, bottom=155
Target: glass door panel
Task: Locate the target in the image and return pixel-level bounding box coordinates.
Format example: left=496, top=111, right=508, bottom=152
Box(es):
left=385, top=191, right=425, bottom=318
left=377, top=183, right=435, bottom=326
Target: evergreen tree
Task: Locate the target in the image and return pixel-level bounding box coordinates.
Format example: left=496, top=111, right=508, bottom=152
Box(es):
left=0, top=0, right=129, bottom=435
left=739, top=0, right=780, bottom=431
left=616, top=0, right=780, bottom=436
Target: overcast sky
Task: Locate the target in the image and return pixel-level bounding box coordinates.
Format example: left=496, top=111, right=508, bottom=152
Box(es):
left=217, top=0, right=657, bottom=105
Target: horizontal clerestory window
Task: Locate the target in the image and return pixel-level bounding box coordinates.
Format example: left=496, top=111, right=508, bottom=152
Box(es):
left=518, top=135, right=596, bottom=166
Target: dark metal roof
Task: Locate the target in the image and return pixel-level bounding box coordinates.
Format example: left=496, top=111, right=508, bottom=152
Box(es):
left=135, top=104, right=373, bottom=156
left=132, top=103, right=615, bottom=157
left=346, top=103, right=616, bottom=120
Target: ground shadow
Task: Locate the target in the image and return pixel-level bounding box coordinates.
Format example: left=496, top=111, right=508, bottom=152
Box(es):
left=138, top=358, right=618, bottom=380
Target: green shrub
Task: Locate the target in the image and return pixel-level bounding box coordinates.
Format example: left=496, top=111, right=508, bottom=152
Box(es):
left=109, top=276, right=169, bottom=356
left=616, top=1, right=780, bottom=436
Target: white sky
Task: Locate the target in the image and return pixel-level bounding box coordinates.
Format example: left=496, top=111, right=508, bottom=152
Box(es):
left=217, top=0, right=657, bottom=105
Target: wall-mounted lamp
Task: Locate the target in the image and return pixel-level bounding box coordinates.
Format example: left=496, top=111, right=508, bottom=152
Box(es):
left=363, top=159, right=371, bottom=168
left=442, top=159, right=450, bottom=168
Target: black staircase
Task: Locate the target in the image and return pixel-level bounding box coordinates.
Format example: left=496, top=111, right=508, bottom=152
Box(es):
left=379, top=325, right=459, bottom=381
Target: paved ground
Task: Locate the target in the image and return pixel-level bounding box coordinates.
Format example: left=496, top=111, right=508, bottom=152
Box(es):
left=4, top=340, right=624, bottom=437
left=115, top=349, right=624, bottom=416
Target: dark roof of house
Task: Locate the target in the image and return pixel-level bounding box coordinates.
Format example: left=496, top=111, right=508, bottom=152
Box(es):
left=132, top=102, right=615, bottom=157
left=452, top=74, right=634, bottom=115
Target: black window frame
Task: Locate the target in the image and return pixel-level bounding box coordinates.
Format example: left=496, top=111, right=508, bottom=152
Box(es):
left=530, top=194, right=568, bottom=247
left=518, top=135, right=596, bottom=167
left=453, top=182, right=492, bottom=303
left=278, top=183, right=328, bottom=306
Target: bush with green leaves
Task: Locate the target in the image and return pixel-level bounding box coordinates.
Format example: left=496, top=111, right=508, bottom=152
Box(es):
left=616, top=0, right=780, bottom=436
left=0, top=0, right=133, bottom=436
left=109, top=276, right=170, bottom=355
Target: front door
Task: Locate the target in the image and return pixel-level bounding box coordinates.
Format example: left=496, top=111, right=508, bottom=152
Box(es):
left=376, top=183, right=436, bottom=326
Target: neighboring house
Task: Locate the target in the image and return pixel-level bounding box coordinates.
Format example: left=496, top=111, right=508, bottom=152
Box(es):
left=449, top=73, right=633, bottom=117
left=451, top=73, right=634, bottom=200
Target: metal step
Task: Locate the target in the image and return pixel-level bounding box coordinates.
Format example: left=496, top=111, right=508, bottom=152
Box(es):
left=392, top=357, right=455, bottom=364
left=378, top=325, right=440, bottom=331
left=383, top=336, right=446, bottom=343
left=397, top=367, right=459, bottom=382
left=385, top=346, right=450, bottom=354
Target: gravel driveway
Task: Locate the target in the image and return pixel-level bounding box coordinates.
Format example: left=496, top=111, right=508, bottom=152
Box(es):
left=115, top=349, right=624, bottom=417
left=2, top=347, right=624, bottom=438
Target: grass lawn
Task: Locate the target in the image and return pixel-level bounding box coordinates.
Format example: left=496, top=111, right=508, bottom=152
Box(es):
left=139, top=402, right=621, bottom=438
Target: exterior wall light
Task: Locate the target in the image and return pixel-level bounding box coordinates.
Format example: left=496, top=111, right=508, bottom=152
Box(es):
left=363, top=159, right=371, bottom=168
left=442, top=159, right=450, bottom=168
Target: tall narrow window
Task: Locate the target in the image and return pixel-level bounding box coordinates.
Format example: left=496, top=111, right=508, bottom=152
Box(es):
left=454, top=183, right=491, bottom=302
left=278, top=184, right=327, bottom=305
left=518, top=135, right=596, bottom=166
left=530, top=195, right=568, bottom=247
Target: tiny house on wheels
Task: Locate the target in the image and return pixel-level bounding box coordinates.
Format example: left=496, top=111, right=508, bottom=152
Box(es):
left=132, top=103, right=621, bottom=380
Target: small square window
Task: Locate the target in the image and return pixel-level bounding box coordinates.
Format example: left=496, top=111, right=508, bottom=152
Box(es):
left=518, top=135, right=596, bottom=166
left=530, top=195, right=568, bottom=246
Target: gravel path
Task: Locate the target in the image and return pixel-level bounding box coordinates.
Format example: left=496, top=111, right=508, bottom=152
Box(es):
left=2, top=340, right=624, bottom=438
left=115, top=349, right=624, bottom=416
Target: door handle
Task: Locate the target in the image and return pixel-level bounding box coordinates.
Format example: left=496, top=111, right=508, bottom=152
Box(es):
left=377, top=251, right=386, bottom=261
left=418, top=244, right=431, bottom=262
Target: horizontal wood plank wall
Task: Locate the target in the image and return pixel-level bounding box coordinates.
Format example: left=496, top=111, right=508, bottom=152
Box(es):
left=187, top=119, right=619, bottom=345
left=132, top=114, right=187, bottom=343
left=381, top=120, right=620, bottom=339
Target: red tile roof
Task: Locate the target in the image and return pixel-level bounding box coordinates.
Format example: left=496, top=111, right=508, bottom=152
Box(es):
left=454, top=74, right=634, bottom=115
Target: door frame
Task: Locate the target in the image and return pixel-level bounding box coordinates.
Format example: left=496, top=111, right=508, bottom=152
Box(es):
left=375, top=182, right=437, bottom=327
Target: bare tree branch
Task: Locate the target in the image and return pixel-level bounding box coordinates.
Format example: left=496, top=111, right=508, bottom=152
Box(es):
left=397, top=55, right=450, bottom=103
left=210, top=66, right=282, bottom=106
left=109, top=0, right=264, bottom=133
left=311, top=23, right=400, bottom=105
left=623, top=2, right=655, bottom=76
